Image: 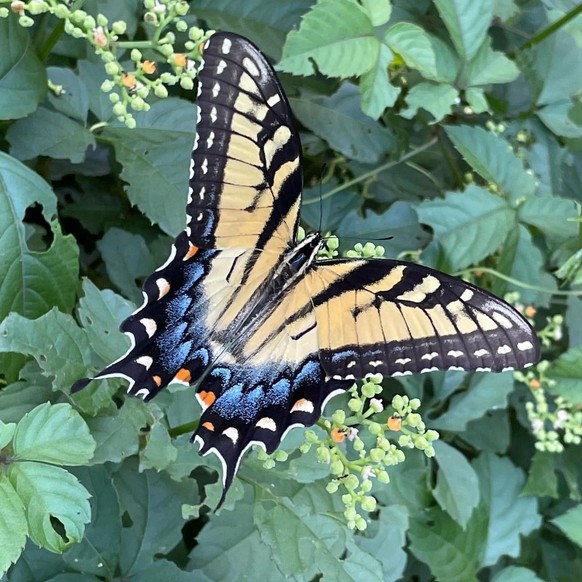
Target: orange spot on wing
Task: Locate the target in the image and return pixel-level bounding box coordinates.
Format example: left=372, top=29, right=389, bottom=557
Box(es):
left=202, top=421, right=215, bottom=432
left=175, top=368, right=191, bottom=383
left=198, top=390, right=216, bottom=408
left=183, top=243, right=199, bottom=261
left=152, top=375, right=162, bottom=387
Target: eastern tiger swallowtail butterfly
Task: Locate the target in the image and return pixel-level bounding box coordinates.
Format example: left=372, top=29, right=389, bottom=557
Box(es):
left=72, top=31, right=540, bottom=504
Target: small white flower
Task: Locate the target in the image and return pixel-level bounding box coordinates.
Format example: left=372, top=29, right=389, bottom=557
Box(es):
left=346, top=427, right=359, bottom=441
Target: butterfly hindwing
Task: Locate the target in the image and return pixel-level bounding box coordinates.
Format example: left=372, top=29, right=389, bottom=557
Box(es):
left=307, top=259, right=540, bottom=379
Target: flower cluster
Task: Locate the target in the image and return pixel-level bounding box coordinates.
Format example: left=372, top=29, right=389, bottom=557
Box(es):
left=0, top=0, right=211, bottom=127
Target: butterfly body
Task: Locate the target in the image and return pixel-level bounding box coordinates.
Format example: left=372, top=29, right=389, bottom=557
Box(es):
left=73, top=32, right=540, bottom=502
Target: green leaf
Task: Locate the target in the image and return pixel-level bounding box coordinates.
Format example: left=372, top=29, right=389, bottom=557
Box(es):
left=7, top=107, right=95, bottom=163
left=0, top=152, right=79, bottom=319
left=76, top=278, right=134, bottom=367
left=551, top=504, right=582, bottom=548
left=278, top=0, right=378, bottom=78
left=103, top=99, right=196, bottom=236
left=408, top=505, right=487, bottom=582
left=97, top=228, right=156, bottom=304
left=188, top=496, right=287, bottom=581
left=465, top=87, right=490, bottom=114
left=0, top=309, right=92, bottom=388
left=463, top=40, right=520, bottom=87
left=434, top=0, right=493, bottom=61
left=0, top=420, right=16, bottom=448
left=290, top=83, right=393, bottom=164
left=473, top=453, right=541, bottom=566
left=337, top=201, right=430, bottom=257
left=417, top=185, right=515, bottom=270
left=0, top=16, right=47, bottom=119
left=460, top=410, right=510, bottom=454
left=384, top=23, right=437, bottom=78
left=8, top=462, right=91, bottom=552
left=0, top=475, right=27, bottom=577
left=522, top=451, right=559, bottom=498
left=538, top=100, right=582, bottom=138
left=356, top=505, right=408, bottom=581
left=361, top=0, right=391, bottom=26
left=77, top=59, right=115, bottom=122
left=432, top=373, right=514, bottom=432
left=86, top=398, right=151, bottom=465
left=433, top=441, right=480, bottom=528
left=46, top=67, right=89, bottom=122
left=518, top=195, right=578, bottom=242
left=492, top=566, right=545, bottom=582
left=527, top=32, right=582, bottom=106
left=195, top=0, right=313, bottom=58
left=113, top=459, right=195, bottom=576
left=13, top=403, right=95, bottom=465
left=301, top=183, right=363, bottom=232
left=445, top=125, right=536, bottom=204
left=546, top=346, right=582, bottom=404
left=360, top=44, right=399, bottom=119
left=139, top=415, right=178, bottom=472
left=400, top=81, right=458, bottom=122
left=62, top=466, right=121, bottom=578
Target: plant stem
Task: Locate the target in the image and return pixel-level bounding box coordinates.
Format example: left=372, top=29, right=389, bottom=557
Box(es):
left=519, top=4, right=582, bottom=51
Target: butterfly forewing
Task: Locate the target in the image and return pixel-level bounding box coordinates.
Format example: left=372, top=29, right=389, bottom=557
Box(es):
left=190, top=33, right=303, bottom=250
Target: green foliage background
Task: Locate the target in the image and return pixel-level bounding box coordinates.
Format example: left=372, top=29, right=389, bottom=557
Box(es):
left=0, top=0, right=581, bottom=580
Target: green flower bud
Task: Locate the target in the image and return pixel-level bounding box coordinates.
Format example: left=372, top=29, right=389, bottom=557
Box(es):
left=176, top=19, right=188, bottom=32
left=332, top=410, right=345, bottom=425
left=331, top=459, right=344, bottom=475
left=274, top=450, right=288, bottom=462
left=355, top=516, right=367, bottom=531
left=112, top=20, right=127, bottom=35
left=377, top=470, right=390, bottom=483
left=326, top=480, right=339, bottom=494
left=360, top=495, right=376, bottom=512
left=112, top=102, right=125, bottom=116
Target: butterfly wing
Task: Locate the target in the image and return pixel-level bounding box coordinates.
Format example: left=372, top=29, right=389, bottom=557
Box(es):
left=306, top=258, right=540, bottom=379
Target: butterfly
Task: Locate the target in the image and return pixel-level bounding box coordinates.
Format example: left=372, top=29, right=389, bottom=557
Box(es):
left=72, top=32, right=540, bottom=504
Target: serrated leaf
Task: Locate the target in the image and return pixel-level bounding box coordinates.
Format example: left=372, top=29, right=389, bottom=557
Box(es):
left=0, top=152, right=79, bottom=319
left=103, top=99, right=196, bottom=236
left=76, top=278, right=134, bottom=366
left=465, top=87, right=490, bottom=113
left=434, top=0, right=493, bottom=61
left=0, top=16, right=47, bottom=119
left=446, top=125, right=536, bottom=204
left=278, top=0, right=377, bottom=78
left=408, top=505, right=487, bottom=582
left=400, top=81, right=458, bottom=122
left=7, top=107, right=95, bottom=163
left=77, top=59, right=115, bottom=122
left=417, top=185, right=515, bottom=270
left=551, top=504, right=582, bottom=548
left=432, top=373, right=514, bottom=431
left=518, top=195, right=578, bottom=242
left=97, top=228, right=156, bottom=304
left=460, top=409, right=510, bottom=454
left=433, top=441, right=480, bottom=528
left=8, top=462, right=91, bottom=552
left=464, top=40, right=520, bottom=87
left=291, top=83, right=393, bottom=164
left=360, top=44, right=399, bottom=119
left=13, top=403, right=95, bottom=465
left=0, top=309, right=92, bottom=388
left=473, top=452, right=541, bottom=566
left=0, top=475, right=27, bottom=577
left=384, top=23, right=437, bottom=78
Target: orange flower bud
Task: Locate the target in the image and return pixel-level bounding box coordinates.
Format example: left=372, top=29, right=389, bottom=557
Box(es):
left=529, top=378, right=541, bottom=390
left=173, top=53, right=187, bottom=68
left=387, top=414, right=402, bottom=431
left=11, top=1, right=25, bottom=13
left=331, top=427, right=346, bottom=443
left=93, top=26, right=108, bottom=48
left=525, top=305, right=537, bottom=318
left=122, top=72, right=137, bottom=89
left=142, top=60, right=156, bottom=74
